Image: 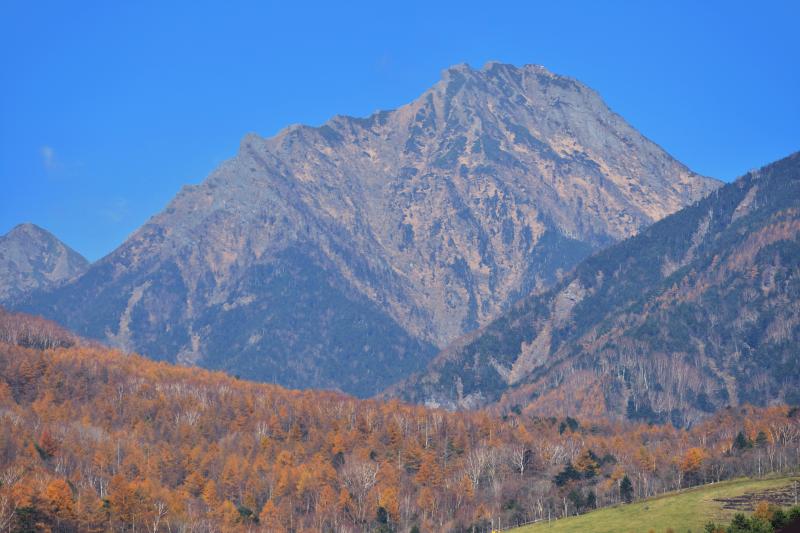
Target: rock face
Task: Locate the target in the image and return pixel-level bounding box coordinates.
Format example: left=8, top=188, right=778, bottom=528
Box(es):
left=0, top=224, right=88, bottom=305
left=390, top=152, right=800, bottom=426
left=17, top=62, right=719, bottom=396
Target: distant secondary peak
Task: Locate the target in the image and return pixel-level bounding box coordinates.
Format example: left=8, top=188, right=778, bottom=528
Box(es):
left=7, top=223, right=50, bottom=239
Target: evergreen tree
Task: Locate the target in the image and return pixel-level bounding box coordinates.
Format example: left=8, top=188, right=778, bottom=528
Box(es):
left=733, top=431, right=752, bottom=451
left=620, top=475, right=634, bottom=503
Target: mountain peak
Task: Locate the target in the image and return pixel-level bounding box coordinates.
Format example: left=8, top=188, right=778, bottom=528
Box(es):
left=0, top=223, right=88, bottom=305
left=441, top=60, right=552, bottom=75
left=480, top=60, right=543, bottom=75
left=439, top=61, right=574, bottom=86
left=17, top=63, right=720, bottom=397
left=8, top=222, right=50, bottom=237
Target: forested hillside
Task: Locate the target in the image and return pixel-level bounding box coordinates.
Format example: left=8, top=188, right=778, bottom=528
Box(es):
left=394, top=152, right=800, bottom=426
left=1, top=312, right=798, bottom=532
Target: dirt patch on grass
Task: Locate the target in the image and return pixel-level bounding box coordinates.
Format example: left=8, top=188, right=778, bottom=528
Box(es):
left=714, top=480, right=800, bottom=511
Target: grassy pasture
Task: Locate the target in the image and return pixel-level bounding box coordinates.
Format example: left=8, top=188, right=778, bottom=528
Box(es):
left=510, top=476, right=799, bottom=533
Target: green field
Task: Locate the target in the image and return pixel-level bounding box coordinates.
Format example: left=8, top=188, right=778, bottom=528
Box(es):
left=510, top=477, right=799, bottom=533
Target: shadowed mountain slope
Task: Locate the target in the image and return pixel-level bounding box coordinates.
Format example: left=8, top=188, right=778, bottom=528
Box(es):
left=390, top=152, right=800, bottom=426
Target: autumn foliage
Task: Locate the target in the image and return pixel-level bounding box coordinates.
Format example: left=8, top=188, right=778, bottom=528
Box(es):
left=0, top=315, right=798, bottom=532
left=0, top=307, right=75, bottom=351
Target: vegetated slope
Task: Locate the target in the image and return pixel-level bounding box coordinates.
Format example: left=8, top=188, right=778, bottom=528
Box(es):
left=0, top=314, right=797, bottom=532
left=393, top=152, right=800, bottom=426
left=0, top=306, right=78, bottom=350
left=511, top=477, right=800, bottom=533
left=16, top=62, right=718, bottom=396
left=0, top=223, right=88, bottom=305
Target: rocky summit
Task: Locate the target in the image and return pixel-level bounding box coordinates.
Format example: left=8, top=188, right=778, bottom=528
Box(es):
left=0, top=223, right=88, bottom=305
left=16, top=62, right=719, bottom=396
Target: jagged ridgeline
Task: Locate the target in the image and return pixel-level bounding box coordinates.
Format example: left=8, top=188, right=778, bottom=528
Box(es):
left=393, top=152, right=800, bottom=426
left=15, top=63, right=718, bottom=396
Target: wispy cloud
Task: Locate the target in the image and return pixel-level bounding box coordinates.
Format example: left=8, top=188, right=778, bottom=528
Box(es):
left=40, top=145, right=58, bottom=171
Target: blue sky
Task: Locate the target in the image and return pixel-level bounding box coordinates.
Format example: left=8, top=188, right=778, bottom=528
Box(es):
left=1, top=0, right=798, bottom=261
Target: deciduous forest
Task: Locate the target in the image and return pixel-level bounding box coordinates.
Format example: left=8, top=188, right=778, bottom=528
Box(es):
left=1, top=310, right=798, bottom=532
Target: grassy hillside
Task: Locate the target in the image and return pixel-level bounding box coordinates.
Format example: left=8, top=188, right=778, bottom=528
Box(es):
left=511, top=477, right=800, bottom=533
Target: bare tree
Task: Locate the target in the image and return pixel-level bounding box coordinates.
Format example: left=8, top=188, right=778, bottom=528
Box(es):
left=464, top=445, right=491, bottom=489
left=340, top=458, right=379, bottom=523
left=509, top=444, right=530, bottom=477
left=0, top=491, right=17, bottom=533
left=150, top=499, right=169, bottom=533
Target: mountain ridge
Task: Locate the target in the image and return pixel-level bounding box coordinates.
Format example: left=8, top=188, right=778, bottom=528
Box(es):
left=14, top=62, right=719, bottom=396
left=389, top=151, right=800, bottom=425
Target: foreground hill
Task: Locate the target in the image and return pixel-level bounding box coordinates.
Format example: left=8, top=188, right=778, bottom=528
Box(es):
left=0, top=224, right=88, bottom=305
left=0, top=312, right=797, bottom=532
left=16, top=62, right=718, bottom=396
left=393, top=152, right=800, bottom=425
left=511, top=477, right=800, bottom=533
